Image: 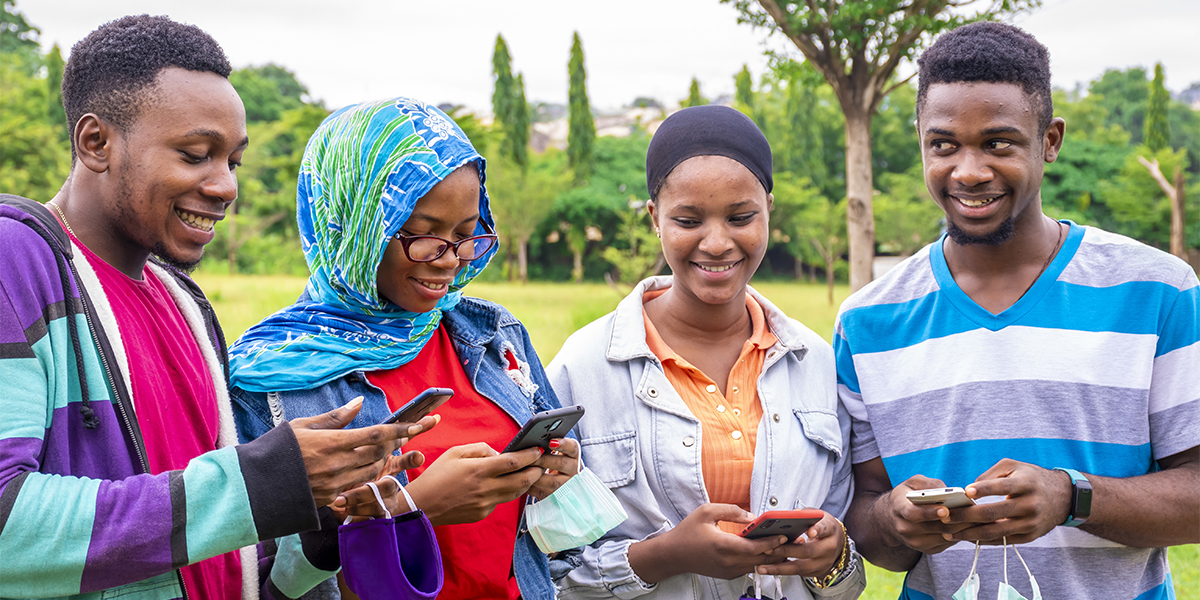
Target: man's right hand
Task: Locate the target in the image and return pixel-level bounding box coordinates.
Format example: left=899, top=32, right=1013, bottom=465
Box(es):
left=289, top=397, right=436, bottom=506
left=404, top=442, right=545, bottom=526
left=875, top=475, right=975, bottom=555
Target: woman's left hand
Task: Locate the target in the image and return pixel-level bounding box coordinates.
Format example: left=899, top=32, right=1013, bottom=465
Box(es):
left=754, top=510, right=846, bottom=578
left=528, top=437, right=581, bottom=500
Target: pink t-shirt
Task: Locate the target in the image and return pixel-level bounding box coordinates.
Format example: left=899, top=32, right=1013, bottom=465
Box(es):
left=70, top=231, right=241, bottom=600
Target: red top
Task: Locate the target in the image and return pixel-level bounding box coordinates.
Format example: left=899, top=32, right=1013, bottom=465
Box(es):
left=72, top=232, right=241, bottom=600
left=366, top=324, right=522, bottom=600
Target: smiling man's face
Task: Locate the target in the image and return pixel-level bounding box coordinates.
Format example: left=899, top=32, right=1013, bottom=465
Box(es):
left=105, top=67, right=247, bottom=270
left=919, top=81, right=1062, bottom=246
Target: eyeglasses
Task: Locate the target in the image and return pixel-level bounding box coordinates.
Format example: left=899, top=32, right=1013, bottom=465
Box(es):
left=393, top=220, right=498, bottom=263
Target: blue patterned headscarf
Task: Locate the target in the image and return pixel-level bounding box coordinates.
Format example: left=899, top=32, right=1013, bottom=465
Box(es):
left=227, top=98, right=496, bottom=392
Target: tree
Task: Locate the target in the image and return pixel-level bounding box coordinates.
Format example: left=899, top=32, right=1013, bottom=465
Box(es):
left=1144, top=63, right=1170, bottom=153
left=728, top=0, right=1040, bottom=291
left=734, top=65, right=756, bottom=119
left=772, top=173, right=845, bottom=304
left=488, top=150, right=572, bottom=282
left=229, top=64, right=310, bottom=123
left=0, top=0, right=40, bottom=69
left=491, top=34, right=528, bottom=170
left=0, top=39, right=70, bottom=203
left=44, top=44, right=66, bottom=140
left=1090, top=68, right=1149, bottom=146
left=601, top=200, right=663, bottom=292
left=567, top=32, right=595, bottom=183
left=682, top=77, right=708, bottom=108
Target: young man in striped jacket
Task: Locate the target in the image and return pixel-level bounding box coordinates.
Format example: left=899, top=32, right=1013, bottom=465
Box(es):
left=0, top=15, right=428, bottom=600
left=835, top=21, right=1198, bottom=600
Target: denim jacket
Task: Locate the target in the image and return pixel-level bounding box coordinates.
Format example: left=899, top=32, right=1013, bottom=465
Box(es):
left=545, top=277, right=865, bottom=600
left=231, top=296, right=562, bottom=600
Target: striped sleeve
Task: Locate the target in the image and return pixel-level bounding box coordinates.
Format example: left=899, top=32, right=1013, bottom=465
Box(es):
left=0, top=219, right=320, bottom=597
left=834, top=319, right=878, bottom=464
left=1148, top=268, right=1200, bottom=460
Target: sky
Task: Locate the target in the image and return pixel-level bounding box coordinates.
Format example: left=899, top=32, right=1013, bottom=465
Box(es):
left=18, top=0, right=1200, bottom=114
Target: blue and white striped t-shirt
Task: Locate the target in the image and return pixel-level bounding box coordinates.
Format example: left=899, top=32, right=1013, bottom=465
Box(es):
left=835, top=222, right=1199, bottom=600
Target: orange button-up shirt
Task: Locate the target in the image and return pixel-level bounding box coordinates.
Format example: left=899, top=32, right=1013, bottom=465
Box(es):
left=643, top=290, right=778, bottom=530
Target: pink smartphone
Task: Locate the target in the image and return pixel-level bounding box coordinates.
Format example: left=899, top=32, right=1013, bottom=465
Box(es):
left=739, top=509, right=825, bottom=541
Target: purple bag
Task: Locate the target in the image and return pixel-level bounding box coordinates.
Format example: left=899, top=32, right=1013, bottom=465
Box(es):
left=338, top=479, right=443, bottom=600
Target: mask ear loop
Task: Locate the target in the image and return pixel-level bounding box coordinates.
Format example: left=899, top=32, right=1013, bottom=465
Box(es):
left=381, top=474, right=417, bottom=513
left=1009, top=537, right=1038, bottom=596
left=969, top=540, right=982, bottom=579
left=342, top=481, right=393, bottom=526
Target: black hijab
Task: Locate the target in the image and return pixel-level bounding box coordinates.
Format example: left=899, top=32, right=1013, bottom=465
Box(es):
left=645, top=105, right=773, bottom=199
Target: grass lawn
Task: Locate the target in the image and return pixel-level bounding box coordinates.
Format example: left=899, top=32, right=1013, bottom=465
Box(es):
left=193, top=273, right=1198, bottom=599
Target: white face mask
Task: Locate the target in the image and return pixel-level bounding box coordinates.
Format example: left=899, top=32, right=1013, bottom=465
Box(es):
left=952, top=539, right=1042, bottom=600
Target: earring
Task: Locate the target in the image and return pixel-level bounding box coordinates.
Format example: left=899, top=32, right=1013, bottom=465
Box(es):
left=655, top=229, right=661, bottom=238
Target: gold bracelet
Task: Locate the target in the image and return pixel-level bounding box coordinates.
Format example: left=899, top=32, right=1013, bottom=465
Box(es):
left=806, top=518, right=850, bottom=589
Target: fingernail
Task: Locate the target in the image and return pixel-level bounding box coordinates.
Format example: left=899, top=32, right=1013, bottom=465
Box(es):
left=549, top=439, right=560, bottom=449
left=538, top=446, right=545, bottom=455
left=408, top=424, right=423, bottom=435
left=943, top=533, right=953, bottom=541
left=345, top=396, right=363, bottom=409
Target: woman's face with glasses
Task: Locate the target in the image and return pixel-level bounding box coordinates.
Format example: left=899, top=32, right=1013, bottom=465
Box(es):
left=376, top=164, right=495, bottom=313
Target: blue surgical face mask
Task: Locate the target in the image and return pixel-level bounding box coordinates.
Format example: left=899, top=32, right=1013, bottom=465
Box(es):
left=952, top=539, right=1041, bottom=600
left=525, top=466, right=628, bottom=553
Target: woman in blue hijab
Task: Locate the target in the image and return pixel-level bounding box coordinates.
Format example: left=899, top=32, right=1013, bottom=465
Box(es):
left=229, top=97, right=578, bottom=600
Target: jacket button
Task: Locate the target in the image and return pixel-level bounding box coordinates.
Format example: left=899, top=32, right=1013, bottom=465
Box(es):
left=683, top=436, right=694, bottom=447
left=647, top=387, right=659, bottom=398
left=769, top=497, right=779, bottom=506
left=772, top=413, right=780, bottom=422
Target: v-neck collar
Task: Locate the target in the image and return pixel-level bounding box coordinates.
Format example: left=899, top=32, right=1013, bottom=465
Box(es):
left=930, top=220, right=1083, bottom=331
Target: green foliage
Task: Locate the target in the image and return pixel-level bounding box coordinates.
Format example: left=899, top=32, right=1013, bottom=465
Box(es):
left=1145, top=64, right=1171, bottom=152
left=601, top=202, right=662, bottom=287
left=1090, top=68, right=1149, bottom=146
left=734, top=65, right=756, bottom=118
left=1100, top=144, right=1188, bottom=249
left=682, top=77, right=708, bottom=108
left=873, top=167, right=944, bottom=256
left=1, top=0, right=39, bottom=68
left=44, top=44, right=66, bottom=139
left=491, top=34, right=529, bottom=170
left=0, top=45, right=71, bottom=202
left=229, top=64, right=310, bottom=123
left=488, top=149, right=572, bottom=280
left=567, top=32, right=595, bottom=182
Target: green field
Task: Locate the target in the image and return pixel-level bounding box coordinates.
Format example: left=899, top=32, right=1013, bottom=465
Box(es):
left=194, top=274, right=1198, bottom=599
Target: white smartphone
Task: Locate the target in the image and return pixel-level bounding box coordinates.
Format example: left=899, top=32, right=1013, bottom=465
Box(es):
left=906, top=487, right=976, bottom=509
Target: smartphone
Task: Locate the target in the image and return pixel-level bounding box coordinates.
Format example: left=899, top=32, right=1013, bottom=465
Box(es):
left=502, top=406, right=585, bottom=453
left=379, top=387, right=454, bottom=425
left=739, top=509, right=825, bottom=541
left=906, top=487, right=976, bottom=509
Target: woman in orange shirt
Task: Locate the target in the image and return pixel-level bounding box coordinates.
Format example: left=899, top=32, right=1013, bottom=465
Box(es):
left=546, top=105, right=864, bottom=599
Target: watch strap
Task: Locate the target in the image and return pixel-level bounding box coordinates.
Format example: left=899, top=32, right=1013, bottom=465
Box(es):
left=1054, top=467, right=1092, bottom=527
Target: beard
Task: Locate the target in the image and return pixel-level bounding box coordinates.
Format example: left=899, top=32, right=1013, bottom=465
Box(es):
left=946, top=216, right=1016, bottom=246
left=151, top=241, right=201, bottom=273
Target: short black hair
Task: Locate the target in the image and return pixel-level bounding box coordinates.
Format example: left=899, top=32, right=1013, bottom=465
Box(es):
left=917, top=21, right=1053, bottom=134
left=61, top=15, right=232, bottom=158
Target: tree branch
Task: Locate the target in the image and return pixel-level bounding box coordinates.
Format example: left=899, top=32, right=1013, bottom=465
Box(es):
left=1137, top=156, right=1179, bottom=203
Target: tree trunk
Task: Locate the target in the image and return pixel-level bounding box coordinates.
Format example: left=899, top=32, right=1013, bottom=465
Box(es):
left=572, top=248, right=583, bottom=283
left=1170, top=169, right=1186, bottom=260
left=825, top=251, right=835, bottom=306
left=844, top=108, right=876, bottom=292
left=228, top=200, right=236, bottom=274
left=517, top=236, right=529, bottom=284
left=794, top=255, right=805, bottom=280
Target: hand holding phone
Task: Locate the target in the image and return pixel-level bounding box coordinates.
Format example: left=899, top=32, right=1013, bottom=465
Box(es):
left=739, top=509, right=825, bottom=541
left=906, top=487, right=976, bottom=509
left=380, top=387, right=454, bottom=425
left=503, top=406, right=585, bottom=453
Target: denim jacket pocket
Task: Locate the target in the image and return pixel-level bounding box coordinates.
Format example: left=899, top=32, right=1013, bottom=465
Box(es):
left=580, top=431, right=637, bottom=488
left=792, top=408, right=844, bottom=459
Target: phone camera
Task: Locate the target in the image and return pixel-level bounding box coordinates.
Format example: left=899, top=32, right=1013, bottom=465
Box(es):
left=549, top=419, right=562, bottom=431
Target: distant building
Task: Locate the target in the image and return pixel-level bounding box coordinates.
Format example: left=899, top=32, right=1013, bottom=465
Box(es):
left=1174, top=82, right=1200, bottom=111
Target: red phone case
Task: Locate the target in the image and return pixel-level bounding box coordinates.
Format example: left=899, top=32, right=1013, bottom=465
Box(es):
left=739, top=509, right=825, bottom=540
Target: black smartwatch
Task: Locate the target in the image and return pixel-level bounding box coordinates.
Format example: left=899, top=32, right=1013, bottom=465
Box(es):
left=1054, top=468, right=1092, bottom=527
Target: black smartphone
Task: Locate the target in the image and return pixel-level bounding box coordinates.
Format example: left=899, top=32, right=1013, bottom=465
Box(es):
left=739, top=510, right=825, bottom=541
left=502, top=406, right=585, bottom=453
left=379, top=387, right=454, bottom=425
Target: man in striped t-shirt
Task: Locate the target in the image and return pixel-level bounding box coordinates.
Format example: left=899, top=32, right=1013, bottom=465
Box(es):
left=835, top=21, right=1199, bottom=600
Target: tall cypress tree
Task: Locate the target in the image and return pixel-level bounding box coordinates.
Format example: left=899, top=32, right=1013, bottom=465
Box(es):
left=735, top=65, right=755, bottom=115
left=492, top=34, right=527, bottom=169
left=567, top=31, right=595, bottom=183
left=683, top=77, right=707, bottom=108
left=1144, top=62, right=1170, bottom=152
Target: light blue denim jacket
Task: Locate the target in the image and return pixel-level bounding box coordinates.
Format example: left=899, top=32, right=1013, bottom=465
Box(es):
left=545, top=276, right=865, bottom=600
left=231, top=296, right=562, bottom=600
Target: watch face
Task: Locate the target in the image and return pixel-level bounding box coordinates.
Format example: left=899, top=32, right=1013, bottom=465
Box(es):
left=1075, top=483, right=1093, bottom=519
